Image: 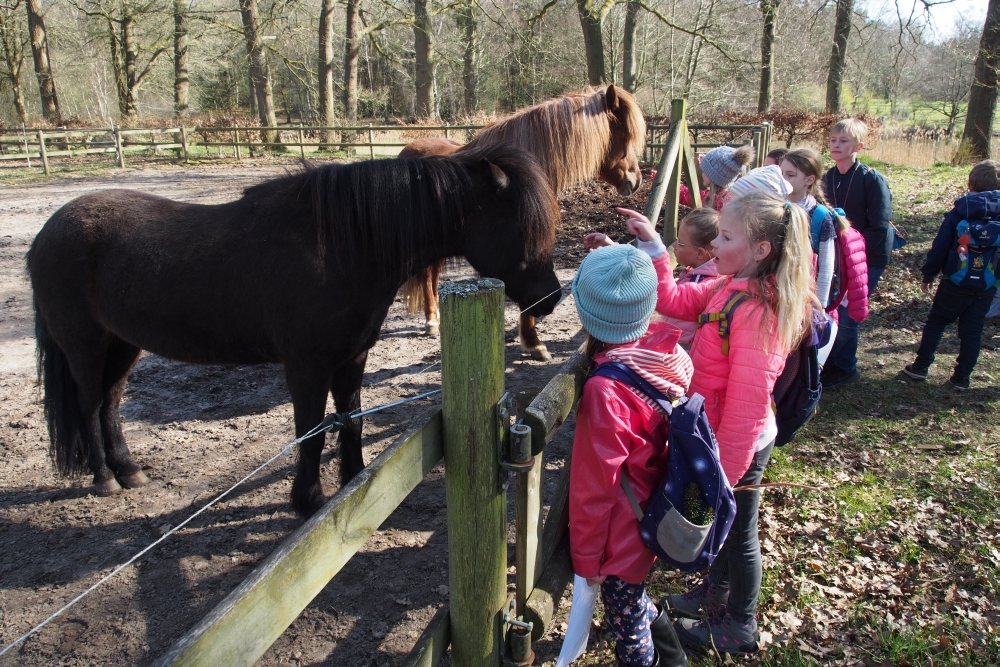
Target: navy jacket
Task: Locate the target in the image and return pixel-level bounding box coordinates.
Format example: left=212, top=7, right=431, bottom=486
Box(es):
left=921, top=190, right=1000, bottom=282
left=823, top=160, right=894, bottom=267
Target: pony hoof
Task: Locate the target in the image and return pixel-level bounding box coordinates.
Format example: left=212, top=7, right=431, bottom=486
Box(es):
left=118, top=471, right=150, bottom=489
left=93, top=478, right=123, bottom=496
left=426, top=321, right=440, bottom=336
left=528, top=345, right=552, bottom=361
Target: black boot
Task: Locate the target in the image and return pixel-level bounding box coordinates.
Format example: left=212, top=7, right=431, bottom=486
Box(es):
left=649, top=604, right=689, bottom=667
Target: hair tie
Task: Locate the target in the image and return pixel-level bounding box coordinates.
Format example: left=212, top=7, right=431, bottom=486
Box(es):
left=783, top=201, right=792, bottom=212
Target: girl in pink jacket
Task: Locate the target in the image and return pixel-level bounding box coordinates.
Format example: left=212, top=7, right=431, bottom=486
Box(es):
left=618, top=192, right=817, bottom=656
left=569, top=244, right=693, bottom=667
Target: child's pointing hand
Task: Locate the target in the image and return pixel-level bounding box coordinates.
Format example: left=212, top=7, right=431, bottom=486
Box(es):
left=616, top=207, right=657, bottom=243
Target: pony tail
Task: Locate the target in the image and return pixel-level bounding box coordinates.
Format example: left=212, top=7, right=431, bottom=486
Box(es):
left=775, top=202, right=818, bottom=351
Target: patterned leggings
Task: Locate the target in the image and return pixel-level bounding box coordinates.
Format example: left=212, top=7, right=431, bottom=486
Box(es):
left=601, top=576, right=658, bottom=667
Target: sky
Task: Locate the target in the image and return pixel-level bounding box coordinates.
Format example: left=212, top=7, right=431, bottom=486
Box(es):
left=861, top=0, right=988, bottom=40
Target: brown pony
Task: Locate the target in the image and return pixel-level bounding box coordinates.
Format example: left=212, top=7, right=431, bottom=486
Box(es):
left=399, top=85, right=646, bottom=359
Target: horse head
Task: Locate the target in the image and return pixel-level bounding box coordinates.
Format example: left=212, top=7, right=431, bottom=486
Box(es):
left=457, top=148, right=562, bottom=318
left=598, top=85, right=646, bottom=197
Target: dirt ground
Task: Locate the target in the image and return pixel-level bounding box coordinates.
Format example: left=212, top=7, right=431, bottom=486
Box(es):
left=0, top=162, right=652, bottom=666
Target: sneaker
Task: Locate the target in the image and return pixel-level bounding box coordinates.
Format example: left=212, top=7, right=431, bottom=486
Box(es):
left=662, top=579, right=728, bottom=619
left=903, top=363, right=929, bottom=381
left=674, top=608, right=759, bottom=655
left=824, top=368, right=860, bottom=389
left=948, top=375, right=970, bottom=391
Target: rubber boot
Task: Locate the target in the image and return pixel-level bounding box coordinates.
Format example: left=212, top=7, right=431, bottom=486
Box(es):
left=649, top=604, right=688, bottom=667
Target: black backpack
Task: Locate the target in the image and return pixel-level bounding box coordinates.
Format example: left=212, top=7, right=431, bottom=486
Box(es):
left=697, top=292, right=832, bottom=447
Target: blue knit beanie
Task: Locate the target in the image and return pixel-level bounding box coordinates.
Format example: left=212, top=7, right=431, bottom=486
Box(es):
left=572, top=244, right=657, bottom=344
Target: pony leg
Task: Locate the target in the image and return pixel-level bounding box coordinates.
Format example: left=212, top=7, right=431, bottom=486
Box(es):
left=71, top=350, right=121, bottom=496
left=424, top=262, right=442, bottom=336
left=100, top=338, right=146, bottom=489
left=519, top=313, right=551, bottom=361
left=286, top=363, right=332, bottom=517
left=331, top=350, right=368, bottom=484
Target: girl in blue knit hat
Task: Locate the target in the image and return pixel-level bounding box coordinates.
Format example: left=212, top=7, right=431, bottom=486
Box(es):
left=568, top=243, right=694, bottom=667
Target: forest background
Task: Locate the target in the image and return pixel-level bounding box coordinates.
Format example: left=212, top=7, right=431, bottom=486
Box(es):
left=0, top=0, right=995, bottom=159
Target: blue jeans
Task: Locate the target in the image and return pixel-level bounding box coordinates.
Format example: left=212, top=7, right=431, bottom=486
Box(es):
left=708, top=440, right=774, bottom=624
left=914, top=279, right=997, bottom=381
left=829, top=264, right=885, bottom=375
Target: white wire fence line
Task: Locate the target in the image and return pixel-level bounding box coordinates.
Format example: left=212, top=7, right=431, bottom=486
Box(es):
left=0, top=386, right=442, bottom=659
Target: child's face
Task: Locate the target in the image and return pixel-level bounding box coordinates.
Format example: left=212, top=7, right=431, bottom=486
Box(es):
left=780, top=159, right=816, bottom=201
left=673, top=222, right=709, bottom=268
left=711, top=211, right=755, bottom=277
left=829, top=131, right=863, bottom=163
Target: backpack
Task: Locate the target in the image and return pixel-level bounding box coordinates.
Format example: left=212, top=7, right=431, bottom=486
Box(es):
left=697, top=291, right=833, bottom=447
left=590, top=362, right=737, bottom=572
left=811, top=205, right=844, bottom=310
left=949, top=218, right=1000, bottom=290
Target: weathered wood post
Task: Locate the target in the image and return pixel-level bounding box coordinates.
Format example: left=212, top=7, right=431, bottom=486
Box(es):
left=644, top=99, right=685, bottom=251
left=180, top=126, right=190, bottom=162
left=37, top=129, right=49, bottom=176
left=298, top=126, right=306, bottom=159
left=113, top=127, right=125, bottom=168
left=368, top=124, right=375, bottom=160
left=752, top=128, right=763, bottom=168
left=439, top=278, right=507, bottom=667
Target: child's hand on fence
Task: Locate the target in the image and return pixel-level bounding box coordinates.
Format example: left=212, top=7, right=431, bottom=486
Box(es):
left=616, top=207, right=657, bottom=242
left=583, top=233, right=616, bottom=250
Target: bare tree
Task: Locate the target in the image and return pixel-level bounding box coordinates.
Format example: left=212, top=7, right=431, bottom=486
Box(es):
left=958, top=0, right=1000, bottom=162
left=622, top=0, right=640, bottom=91
left=0, top=0, right=28, bottom=123
left=757, top=0, right=777, bottom=112
left=456, top=0, right=477, bottom=112
left=414, top=0, right=435, bottom=118
left=577, top=0, right=610, bottom=84
left=825, top=0, right=854, bottom=112
left=25, top=0, right=58, bottom=122
left=340, top=0, right=358, bottom=122
left=915, top=25, right=978, bottom=136
left=238, top=0, right=277, bottom=142
left=174, top=0, right=188, bottom=117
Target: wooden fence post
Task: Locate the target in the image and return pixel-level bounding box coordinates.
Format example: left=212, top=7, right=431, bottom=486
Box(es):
left=234, top=129, right=241, bottom=161
left=439, top=278, right=507, bottom=667
left=368, top=124, right=375, bottom=159
left=752, top=128, right=763, bottom=168
left=661, top=99, right=687, bottom=247
left=515, top=452, right=543, bottom=616
left=180, top=127, right=190, bottom=162
left=37, top=130, right=49, bottom=176
left=113, top=127, right=125, bottom=168
left=298, top=126, right=306, bottom=159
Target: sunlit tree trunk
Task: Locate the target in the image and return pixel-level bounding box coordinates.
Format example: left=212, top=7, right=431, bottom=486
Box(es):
left=25, top=0, right=59, bottom=123
left=414, top=0, right=435, bottom=118
left=0, top=4, right=28, bottom=124
left=317, top=0, right=336, bottom=145
left=622, top=0, right=639, bottom=92
left=825, top=0, right=854, bottom=113
left=957, top=0, right=1000, bottom=162
left=239, top=0, right=278, bottom=144
left=577, top=0, right=607, bottom=85
left=758, top=0, right=777, bottom=112
left=457, top=0, right=477, bottom=113
left=174, top=0, right=188, bottom=118
left=342, top=0, right=359, bottom=121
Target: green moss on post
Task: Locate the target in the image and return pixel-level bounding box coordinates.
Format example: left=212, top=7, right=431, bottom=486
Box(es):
left=439, top=278, right=507, bottom=667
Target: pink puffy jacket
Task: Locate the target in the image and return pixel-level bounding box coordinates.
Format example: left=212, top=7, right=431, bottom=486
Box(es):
left=569, top=323, right=693, bottom=584
left=654, top=259, right=720, bottom=346
left=652, top=255, right=787, bottom=486
left=832, top=225, right=869, bottom=323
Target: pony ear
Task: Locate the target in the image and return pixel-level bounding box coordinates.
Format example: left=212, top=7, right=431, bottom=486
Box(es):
left=480, top=158, right=510, bottom=190
left=605, top=85, right=620, bottom=113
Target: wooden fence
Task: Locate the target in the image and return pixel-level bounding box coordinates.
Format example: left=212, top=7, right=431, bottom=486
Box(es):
left=0, top=114, right=769, bottom=177
left=150, top=277, right=590, bottom=667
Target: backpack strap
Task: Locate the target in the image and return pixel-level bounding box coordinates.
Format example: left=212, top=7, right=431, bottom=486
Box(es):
left=696, top=290, right=752, bottom=355
left=810, top=205, right=830, bottom=252
left=590, top=361, right=675, bottom=416
left=619, top=475, right=645, bottom=521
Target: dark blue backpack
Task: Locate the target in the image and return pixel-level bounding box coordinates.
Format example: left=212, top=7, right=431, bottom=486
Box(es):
left=949, top=219, right=1000, bottom=290
left=590, top=362, right=737, bottom=572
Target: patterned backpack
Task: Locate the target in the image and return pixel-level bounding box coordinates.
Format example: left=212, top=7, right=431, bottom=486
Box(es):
left=590, top=362, right=737, bottom=572
left=949, top=218, right=1000, bottom=290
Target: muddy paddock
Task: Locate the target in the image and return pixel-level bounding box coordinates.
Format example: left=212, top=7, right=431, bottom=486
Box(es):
left=0, top=162, right=654, bottom=666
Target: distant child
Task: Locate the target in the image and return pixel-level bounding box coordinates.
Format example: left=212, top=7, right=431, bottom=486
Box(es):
left=618, top=192, right=816, bottom=655
left=781, top=147, right=868, bottom=318
left=569, top=243, right=693, bottom=667
left=661, top=208, right=720, bottom=346
left=763, top=147, right=788, bottom=167
left=821, top=118, right=893, bottom=388
left=903, top=160, right=1000, bottom=391
left=680, top=144, right=755, bottom=211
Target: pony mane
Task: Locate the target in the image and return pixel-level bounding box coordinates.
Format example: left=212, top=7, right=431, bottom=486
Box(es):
left=464, top=86, right=646, bottom=193
left=241, top=148, right=556, bottom=280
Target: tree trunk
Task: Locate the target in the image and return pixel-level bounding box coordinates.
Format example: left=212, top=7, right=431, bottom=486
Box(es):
left=239, top=0, right=278, bottom=144
left=622, top=0, right=640, bottom=92
left=457, top=0, right=477, bottom=113
left=318, top=0, right=336, bottom=145
left=108, top=18, right=128, bottom=119
left=342, top=0, right=359, bottom=121
left=758, top=0, right=778, bottom=112
left=414, top=0, right=435, bottom=118
left=25, top=0, right=59, bottom=123
left=576, top=0, right=607, bottom=85
left=825, top=0, right=854, bottom=113
left=122, top=13, right=138, bottom=119
left=174, top=0, right=188, bottom=118
left=957, top=0, right=1000, bottom=163
left=0, top=7, right=28, bottom=124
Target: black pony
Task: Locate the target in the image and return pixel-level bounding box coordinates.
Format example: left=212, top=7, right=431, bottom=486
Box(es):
left=28, top=147, right=562, bottom=516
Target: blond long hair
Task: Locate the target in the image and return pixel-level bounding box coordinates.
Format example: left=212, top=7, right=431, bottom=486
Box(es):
left=725, top=192, right=818, bottom=352
left=783, top=148, right=851, bottom=233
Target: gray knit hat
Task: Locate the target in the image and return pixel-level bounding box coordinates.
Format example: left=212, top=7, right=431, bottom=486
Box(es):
left=700, top=144, right=754, bottom=190
left=572, top=244, right=657, bottom=344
